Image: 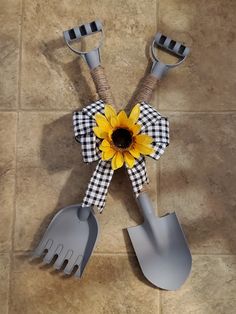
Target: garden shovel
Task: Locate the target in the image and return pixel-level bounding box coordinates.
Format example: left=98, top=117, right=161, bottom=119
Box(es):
left=127, top=33, right=192, bottom=290
left=33, top=20, right=114, bottom=276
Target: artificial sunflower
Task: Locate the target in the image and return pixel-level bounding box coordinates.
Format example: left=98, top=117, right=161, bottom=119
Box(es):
left=93, top=104, right=154, bottom=170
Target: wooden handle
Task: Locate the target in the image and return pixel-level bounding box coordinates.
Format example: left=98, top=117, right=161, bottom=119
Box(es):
left=133, top=73, right=158, bottom=105
left=90, top=66, right=115, bottom=106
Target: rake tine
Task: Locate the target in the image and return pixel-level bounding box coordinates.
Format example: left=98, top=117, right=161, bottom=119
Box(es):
left=53, top=249, right=72, bottom=270
left=64, top=255, right=83, bottom=275
left=42, top=243, right=58, bottom=265
left=32, top=238, right=53, bottom=258
left=74, top=262, right=83, bottom=278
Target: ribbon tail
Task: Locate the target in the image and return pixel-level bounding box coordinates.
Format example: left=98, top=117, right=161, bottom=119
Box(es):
left=82, top=159, right=114, bottom=212
left=126, top=156, right=149, bottom=197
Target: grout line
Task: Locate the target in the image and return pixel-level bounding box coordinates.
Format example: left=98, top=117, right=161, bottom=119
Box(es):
left=0, top=108, right=74, bottom=113
left=94, top=252, right=136, bottom=256
left=0, top=109, right=19, bottom=112
left=11, top=249, right=236, bottom=256
left=18, top=0, right=24, bottom=112
left=8, top=70, right=20, bottom=314
left=8, top=1, right=24, bottom=313
left=159, top=291, right=162, bottom=314
left=189, top=253, right=236, bottom=256
left=7, top=111, right=18, bottom=314
left=1, top=108, right=236, bottom=114
left=161, top=110, right=236, bottom=114
left=12, top=250, right=137, bottom=257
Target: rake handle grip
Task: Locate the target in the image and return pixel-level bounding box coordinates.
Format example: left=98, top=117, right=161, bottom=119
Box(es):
left=133, top=74, right=159, bottom=104
left=90, top=66, right=115, bottom=105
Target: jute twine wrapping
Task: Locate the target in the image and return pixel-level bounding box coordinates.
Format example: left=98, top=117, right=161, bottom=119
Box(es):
left=91, top=66, right=115, bottom=106
left=133, top=74, right=158, bottom=104
left=90, top=67, right=159, bottom=195
left=91, top=67, right=158, bottom=109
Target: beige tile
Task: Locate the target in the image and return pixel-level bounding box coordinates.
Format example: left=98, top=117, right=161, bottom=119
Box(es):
left=0, top=253, right=10, bottom=314
left=21, top=0, right=156, bottom=110
left=159, top=113, right=236, bottom=254
left=158, top=0, right=236, bottom=111
left=11, top=253, right=159, bottom=314
left=161, top=255, right=236, bottom=314
left=0, top=112, right=17, bottom=252
left=15, top=111, right=159, bottom=252
left=0, top=0, right=21, bottom=109
left=0, top=171, right=15, bottom=252
left=15, top=111, right=89, bottom=250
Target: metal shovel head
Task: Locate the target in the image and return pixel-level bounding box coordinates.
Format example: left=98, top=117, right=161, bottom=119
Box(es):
left=33, top=204, right=99, bottom=277
left=127, top=212, right=192, bottom=290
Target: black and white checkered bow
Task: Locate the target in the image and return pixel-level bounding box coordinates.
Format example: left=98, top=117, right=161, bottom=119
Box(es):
left=73, top=100, right=169, bottom=212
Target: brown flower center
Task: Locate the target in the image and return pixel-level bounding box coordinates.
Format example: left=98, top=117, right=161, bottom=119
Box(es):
left=112, top=128, right=132, bottom=149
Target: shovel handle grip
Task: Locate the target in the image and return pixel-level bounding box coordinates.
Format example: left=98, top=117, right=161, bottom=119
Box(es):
left=133, top=73, right=159, bottom=105
left=90, top=66, right=115, bottom=106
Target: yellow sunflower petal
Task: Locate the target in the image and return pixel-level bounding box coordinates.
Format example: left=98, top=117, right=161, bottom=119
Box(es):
left=99, top=145, right=106, bottom=152
left=94, top=113, right=112, bottom=132
left=124, top=151, right=135, bottom=168
left=116, top=151, right=124, bottom=168
left=130, top=124, right=141, bottom=136
left=129, top=104, right=140, bottom=124
left=102, top=147, right=116, bottom=160
left=135, top=134, right=153, bottom=145
left=101, top=151, right=106, bottom=160
left=104, top=105, right=116, bottom=121
left=93, top=126, right=107, bottom=139
left=100, top=139, right=110, bottom=148
left=117, top=110, right=128, bottom=127
left=111, top=152, right=124, bottom=170
left=99, top=142, right=111, bottom=152
left=105, top=130, right=113, bottom=142
left=129, top=146, right=140, bottom=158
left=134, top=143, right=155, bottom=155
left=111, top=154, right=116, bottom=170
left=110, top=116, right=119, bottom=128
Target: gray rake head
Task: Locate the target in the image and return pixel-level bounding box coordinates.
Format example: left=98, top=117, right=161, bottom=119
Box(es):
left=32, top=204, right=99, bottom=277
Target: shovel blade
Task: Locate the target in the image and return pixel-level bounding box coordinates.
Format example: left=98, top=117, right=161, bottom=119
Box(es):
left=127, top=212, right=191, bottom=290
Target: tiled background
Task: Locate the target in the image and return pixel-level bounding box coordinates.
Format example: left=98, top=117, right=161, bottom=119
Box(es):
left=0, top=0, right=236, bottom=313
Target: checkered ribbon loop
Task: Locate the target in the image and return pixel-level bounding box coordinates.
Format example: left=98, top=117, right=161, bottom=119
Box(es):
left=73, top=100, right=169, bottom=212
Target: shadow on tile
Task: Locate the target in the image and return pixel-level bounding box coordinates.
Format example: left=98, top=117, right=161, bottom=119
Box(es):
left=29, top=113, right=95, bottom=249
left=127, top=35, right=156, bottom=109
left=27, top=246, right=157, bottom=288
left=160, top=116, right=236, bottom=254
left=39, top=37, right=97, bottom=106
left=30, top=112, right=144, bottom=250
left=40, top=35, right=157, bottom=111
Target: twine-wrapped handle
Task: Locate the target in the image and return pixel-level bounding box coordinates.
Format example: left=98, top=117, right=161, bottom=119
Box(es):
left=90, top=66, right=158, bottom=110
left=132, top=73, right=159, bottom=193
left=90, top=65, right=115, bottom=105
left=133, top=74, right=158, bottom=104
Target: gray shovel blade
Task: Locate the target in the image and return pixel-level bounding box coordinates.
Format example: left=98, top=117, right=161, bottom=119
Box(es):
left=127, top=192, right=192, bottom=290
left=128, top=213, right=191, bottom=290
left=33, top=204, right=99, bottom=277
